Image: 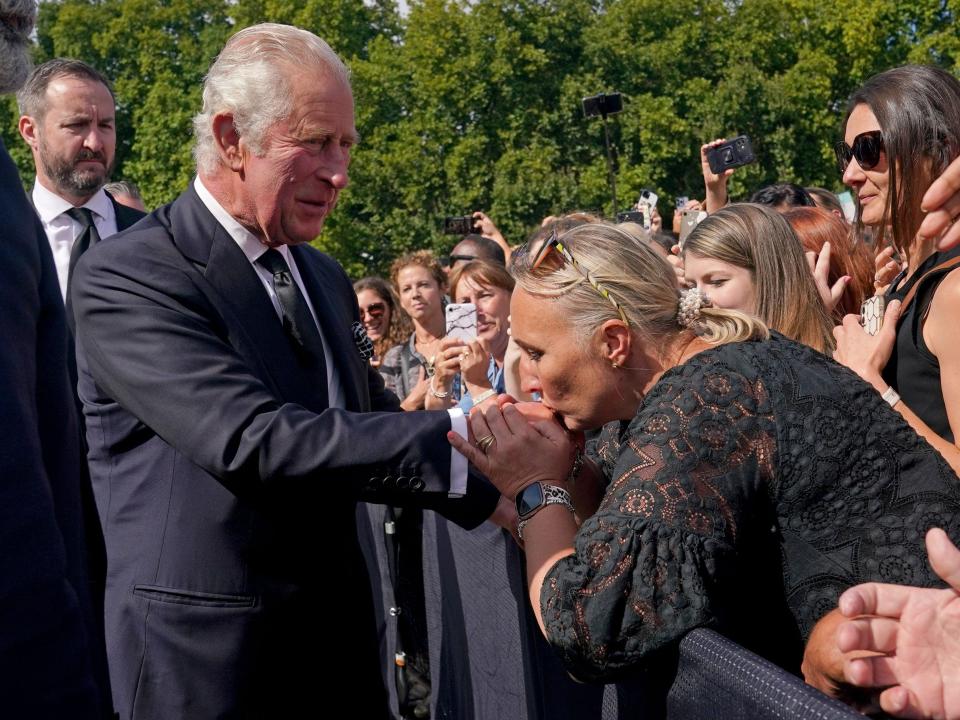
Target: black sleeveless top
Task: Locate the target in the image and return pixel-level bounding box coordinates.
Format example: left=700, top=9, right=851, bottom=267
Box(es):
left=883, top=245, right=960, bottom=443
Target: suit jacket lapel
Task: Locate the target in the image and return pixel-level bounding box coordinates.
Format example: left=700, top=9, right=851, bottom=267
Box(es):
left=167, top=187, right=329, bottom=412
left=107, top=194, right=147, bottom=231
left=292, top=245, right=367, bottom=412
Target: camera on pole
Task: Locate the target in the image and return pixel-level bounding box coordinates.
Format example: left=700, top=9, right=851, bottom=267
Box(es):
left=582, top=91, right=624, bottom=216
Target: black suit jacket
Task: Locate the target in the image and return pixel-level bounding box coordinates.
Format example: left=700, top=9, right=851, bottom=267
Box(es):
left=73, top=185, right=497, bottom=719
left=0, top=139, right=103, bottom=717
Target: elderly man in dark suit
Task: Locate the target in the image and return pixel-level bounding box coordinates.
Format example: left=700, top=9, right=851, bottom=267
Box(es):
left=0, top=0, right=106, bottom=716
left=73, top=23, right=500, bottom=719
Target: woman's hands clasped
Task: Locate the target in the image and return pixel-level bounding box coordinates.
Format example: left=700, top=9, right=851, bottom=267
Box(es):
left=448, top=401, right=574, bottom=500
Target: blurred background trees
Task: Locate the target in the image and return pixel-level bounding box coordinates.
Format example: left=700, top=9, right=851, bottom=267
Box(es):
left=3, top=0, right=958, bottom=277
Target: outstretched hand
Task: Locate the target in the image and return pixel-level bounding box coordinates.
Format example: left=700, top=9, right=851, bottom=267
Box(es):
left=449, top=402, right=573, bottom=500
left=920, top=156, right=960, bottom=251
left=838, top=528, right=960, bottom=719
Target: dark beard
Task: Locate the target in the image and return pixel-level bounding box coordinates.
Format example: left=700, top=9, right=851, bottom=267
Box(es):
left=39, top=142, right=113, bottom=198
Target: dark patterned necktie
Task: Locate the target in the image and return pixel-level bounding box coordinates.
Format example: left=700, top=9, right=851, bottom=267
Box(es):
left=65, top=206, right=101, bottom=291
left=256, top=248, right=329, bottom=374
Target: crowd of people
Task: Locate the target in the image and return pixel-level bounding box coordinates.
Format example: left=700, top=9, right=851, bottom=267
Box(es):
left=5, top=2, right=960, bottom=718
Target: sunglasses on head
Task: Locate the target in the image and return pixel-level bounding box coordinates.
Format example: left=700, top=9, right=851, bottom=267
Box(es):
left=522, top=231, right=630, bottom=327
left=440, top=253, right=477, bottom=268
left=834, top=130, right=885, bottom=173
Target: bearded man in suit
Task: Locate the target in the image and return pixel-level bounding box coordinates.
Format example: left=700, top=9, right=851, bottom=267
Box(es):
left=72, top=23, right=500, bottom=719
left=18, top=58, right=145, bottom=306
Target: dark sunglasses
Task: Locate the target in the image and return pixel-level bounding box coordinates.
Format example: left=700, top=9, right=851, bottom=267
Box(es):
left=359, top=302, right=386, bottom=319
left=834, top=130, right=885, bottom=173
left=520, top=231, right=630, bottom=327
left=439, top=253, right=477, bottom=268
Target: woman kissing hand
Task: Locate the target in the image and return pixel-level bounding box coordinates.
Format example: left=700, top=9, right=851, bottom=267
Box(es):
left=450, top=403, right=573, bottom=500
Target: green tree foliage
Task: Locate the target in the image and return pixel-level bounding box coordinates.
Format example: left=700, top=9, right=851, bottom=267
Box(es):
left=2, top=0, right=958, bottom=277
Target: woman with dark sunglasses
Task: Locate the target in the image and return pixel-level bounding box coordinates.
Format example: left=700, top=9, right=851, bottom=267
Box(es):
left=832, top=65, right=960, bottom=477
left=354, top=276, right=410, bottom=369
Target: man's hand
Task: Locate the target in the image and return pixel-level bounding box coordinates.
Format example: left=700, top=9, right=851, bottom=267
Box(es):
left=454, top=404, right=572, bottom=499
left=838, top=528, right=960, bottom=719
left=920, top=157, right=960, bottom=251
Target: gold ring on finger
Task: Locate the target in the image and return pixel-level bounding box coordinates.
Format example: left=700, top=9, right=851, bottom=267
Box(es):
left=476, top=434, right=496, bottom=453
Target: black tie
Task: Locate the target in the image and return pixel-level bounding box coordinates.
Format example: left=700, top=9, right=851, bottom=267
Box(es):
left=256, top=248, right=329, bottom=371
left=65, top=207, right=101, bottom=290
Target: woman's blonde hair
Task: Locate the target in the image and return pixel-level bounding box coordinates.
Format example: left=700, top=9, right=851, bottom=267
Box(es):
left=682, top=204, right=835, bottom=354
left=511, top=220, right=767, bottom=358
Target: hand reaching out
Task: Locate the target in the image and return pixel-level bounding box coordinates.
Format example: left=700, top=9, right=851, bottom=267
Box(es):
left=450, top=403, right=573, bottom=500
left=919, top=156, right=960, bottom=251
left=838, top=528, right=960, bottom=719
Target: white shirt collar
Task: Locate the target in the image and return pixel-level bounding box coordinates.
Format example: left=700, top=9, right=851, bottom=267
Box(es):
left=193, top=176, right=294, bottom=267
left=32, top=180, right=114, bottom=225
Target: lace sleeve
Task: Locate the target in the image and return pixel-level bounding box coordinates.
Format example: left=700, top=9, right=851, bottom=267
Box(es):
left=540, top=360, right=778, bottom=681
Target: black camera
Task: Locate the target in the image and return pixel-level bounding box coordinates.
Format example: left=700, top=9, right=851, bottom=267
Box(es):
left=442, top=215, right=476, bottom=236
left=616, top=209, right=647, bottom=227
left=706, top=135, right=756, bottom=174
left=582, top=92, right=624, bottom=118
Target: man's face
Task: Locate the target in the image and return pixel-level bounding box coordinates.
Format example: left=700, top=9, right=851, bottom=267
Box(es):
left=28, top=76, right=116, bottom=203
left=239, top=70, right=356, bottom=246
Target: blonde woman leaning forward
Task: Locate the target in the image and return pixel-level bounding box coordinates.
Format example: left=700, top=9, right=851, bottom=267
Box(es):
left=449, top=220, right=960, bottom=714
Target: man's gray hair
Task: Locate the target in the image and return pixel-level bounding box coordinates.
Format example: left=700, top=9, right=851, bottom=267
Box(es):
left=16, top=58, right=114, bottom=118
left=193, top=23, right=351, bottom=175
left=0, top=0, right=37, bottom=94
left=104, top=180, right=143, bottom=201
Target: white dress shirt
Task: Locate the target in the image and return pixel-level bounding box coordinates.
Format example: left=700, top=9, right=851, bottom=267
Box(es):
left=32, top=181, right=118, bottom=301
left=192, top=178, right=468, bottom=493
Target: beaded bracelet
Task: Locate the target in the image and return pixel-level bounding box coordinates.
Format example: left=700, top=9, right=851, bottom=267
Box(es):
left=472, top=388, right=497, bottom=405
left=429, top=377, right=449, bottom=399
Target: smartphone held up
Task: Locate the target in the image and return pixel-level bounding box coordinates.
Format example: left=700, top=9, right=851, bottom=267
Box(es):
left=445, top=303, right=478, bottom=342
left=706, top=135, right=756, bottom=175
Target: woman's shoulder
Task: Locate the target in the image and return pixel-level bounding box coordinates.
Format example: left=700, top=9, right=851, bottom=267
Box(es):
left=652, top=332, right=821, bottom=391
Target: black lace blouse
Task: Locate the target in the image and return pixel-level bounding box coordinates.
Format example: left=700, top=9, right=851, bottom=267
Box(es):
left=542, top=332, right=960, bottom=683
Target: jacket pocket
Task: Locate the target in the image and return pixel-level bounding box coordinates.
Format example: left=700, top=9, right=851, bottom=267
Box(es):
left=133, top=584, right=256, bottom=608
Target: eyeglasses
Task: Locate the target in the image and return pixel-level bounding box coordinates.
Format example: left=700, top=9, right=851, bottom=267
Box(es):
left=523, top=231, right=630, bottom=327
left=835, top=130, right=885, bottom=173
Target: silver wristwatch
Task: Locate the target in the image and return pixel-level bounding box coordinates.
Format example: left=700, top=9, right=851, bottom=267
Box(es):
left=516, top=482, right=574, bottom=540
